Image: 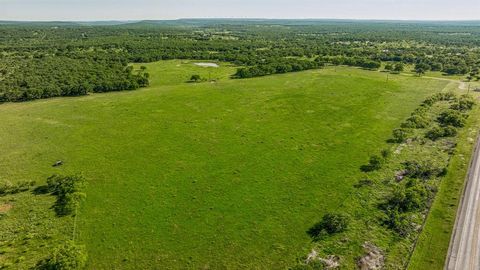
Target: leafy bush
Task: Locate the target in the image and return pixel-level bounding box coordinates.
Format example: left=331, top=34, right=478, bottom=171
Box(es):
left=361, top=155, right=384, bottom=172
left=422, top=92, right=457, bottom=106
left=47, top=175, right=86, bottom=216
left=385, top=183, right=429, bottom=212
left=382, top=209, right=415, bottom=237
left=36, top=241, right=87, bottom=270
left=403, top=160, right=444, bottom=180
left=308, top=213, right=349, bottom=238
left=402, top=114, right=429, bottom=128
left=451, top=95, right=475, bottom=111
left=426, top=126, right=457, bottom=140
left=437, top=110, right=466, bottom=127
left=393, top=63, right=404, bottom=72
left=381, top=149, right=391, bottom=159
left=443, top=126, right=458, bottom=137
left=190, top=74, right=202, bottom=82
left=391, top=128, right=410, bottom=143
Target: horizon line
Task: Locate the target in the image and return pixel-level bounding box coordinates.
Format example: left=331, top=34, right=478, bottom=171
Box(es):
left=1, top=18, right=480, bottom=23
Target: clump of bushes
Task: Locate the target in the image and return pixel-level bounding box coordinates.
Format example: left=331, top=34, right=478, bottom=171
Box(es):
left=381, top=180, right=431, bottom=236
left=391, top=128, right=410, bottom=143
left=47, top=175, right=86, bottom=216
left=361, top=149, right=392, bottom=172
left=189, top=74, right=203, bottom=82
left=384, top=181, right=430, bottom=212
left=402, top=114, right=429, bottom=129
left=381, top=149, right=391, bottom=159
left=451, top=95, right=475, bottom=111
left=437, top=109, right=467, bottom=128
left=361, top=155, right=384, bottom=172
left=403, top=160, right=445, bottom=180
left=422, top=92, right=457, bottom=106
left=308, top=213, right=349, bottom=239
left=382, top=208, right=416, bottom=237
left=0, top=180, right=36, bottom=196
left=426, top=126, right=458, bottom=141
left=36, top=241, right=87, bottom=270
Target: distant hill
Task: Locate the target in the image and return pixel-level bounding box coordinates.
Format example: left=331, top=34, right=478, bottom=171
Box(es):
left=0, top=19, right=479, bottom=28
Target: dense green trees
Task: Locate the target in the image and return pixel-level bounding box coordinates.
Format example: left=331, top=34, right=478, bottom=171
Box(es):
left=0, top=55, right=149, bottom=102
left=235, top=58, right=321, bottom=78
left=1, top=21, right=479, bottom=102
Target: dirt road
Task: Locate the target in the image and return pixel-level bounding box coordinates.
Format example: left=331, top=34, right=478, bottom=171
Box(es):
left=446, top=138, right=480, bottom=269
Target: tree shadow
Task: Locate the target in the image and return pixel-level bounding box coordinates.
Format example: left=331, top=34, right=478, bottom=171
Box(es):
left=32, top=185, right=50, bottom=195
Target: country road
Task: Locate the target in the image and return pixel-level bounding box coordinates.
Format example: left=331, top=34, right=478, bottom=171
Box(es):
left=445, top=138, right=480, bottom=269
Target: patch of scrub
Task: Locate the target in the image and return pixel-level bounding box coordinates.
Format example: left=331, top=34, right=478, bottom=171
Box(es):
left=194, top=62, right=219, bottom=68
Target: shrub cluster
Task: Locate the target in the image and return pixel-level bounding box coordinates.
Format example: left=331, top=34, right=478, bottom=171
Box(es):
left=189, top=74, right=203, bottom=82
left=36, top=241, right=87, bottom=270
left=437, top=110, right=467, bottom=128
left=403, top=160, right=446, bottom=180
left=391, top=128, right=411, bottom=143
left=308, top=213, right=349, bottom=239
left=0, top=180, right=36, bottom=196
left=378, top=93, right=471, bottom=236
left=47, top=175, right=86, bottom=216
left=421, top=92, right=457, bottom=106
left=361, top=155, right=385, bottom=172
left=451, top=95, right=475, bottom=111
left=402, top=113, right=429, bottom=129
left=382, top=180, right=431, bottom=236
left=426, top=126, right=457, bottom=141
left=423, top=94, right=475, bottom=141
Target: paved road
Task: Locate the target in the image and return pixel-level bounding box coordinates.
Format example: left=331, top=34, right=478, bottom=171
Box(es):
left=446, top=138, right=480, bottom=270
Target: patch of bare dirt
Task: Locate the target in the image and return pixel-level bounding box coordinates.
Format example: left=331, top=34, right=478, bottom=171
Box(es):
left=305, top=249, right=340, bottom=269
left=320, top=255, right=340, bottom=269
left=357, top=243, right=384, bottom=270
left=0, top=204, right=12, bottom=213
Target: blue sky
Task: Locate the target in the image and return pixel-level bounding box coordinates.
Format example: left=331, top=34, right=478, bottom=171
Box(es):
left=1, top=0, right=479, bottom=21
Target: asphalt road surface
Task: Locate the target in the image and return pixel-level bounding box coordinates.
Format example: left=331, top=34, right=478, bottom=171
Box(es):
left=446, top=138, right=480, bottom=269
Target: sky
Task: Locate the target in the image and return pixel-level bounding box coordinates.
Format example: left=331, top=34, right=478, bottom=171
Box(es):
left=1, top=0, right=479, bottom=21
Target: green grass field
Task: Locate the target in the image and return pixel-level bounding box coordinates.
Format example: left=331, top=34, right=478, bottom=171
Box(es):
left=0, top=61, right=456, bottom=269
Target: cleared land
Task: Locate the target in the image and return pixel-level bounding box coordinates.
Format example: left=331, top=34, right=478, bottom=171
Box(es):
left=0, top=61, right=455, bottom=268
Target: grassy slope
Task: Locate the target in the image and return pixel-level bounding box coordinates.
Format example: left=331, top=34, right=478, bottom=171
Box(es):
left=0, top=61, right=448, bottom=269
left=409, top=85, right=480, bottom=269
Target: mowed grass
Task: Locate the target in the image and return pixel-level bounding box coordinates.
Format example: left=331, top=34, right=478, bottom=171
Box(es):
left=0, top=61, right=449, bottom=269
